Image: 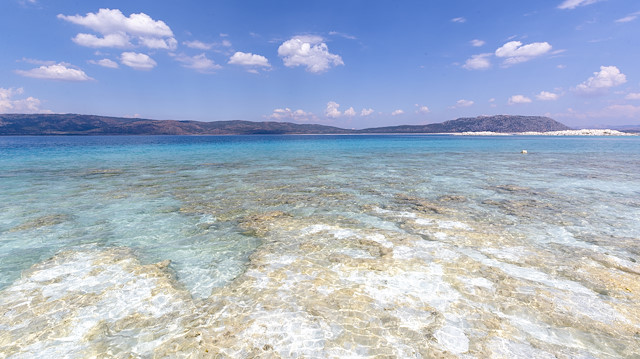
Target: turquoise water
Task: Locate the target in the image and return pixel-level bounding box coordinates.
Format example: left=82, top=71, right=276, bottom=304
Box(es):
left=1, top=135, right=639, bottom=358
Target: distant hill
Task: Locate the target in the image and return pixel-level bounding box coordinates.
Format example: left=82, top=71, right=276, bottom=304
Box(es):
left=0, top=114, right=351, bottom=135
left=358, top=115, right=571, bottom=133
left=0, top=114, right=571, bottom=135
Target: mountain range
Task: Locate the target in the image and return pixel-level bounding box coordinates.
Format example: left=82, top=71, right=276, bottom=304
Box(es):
left=0, top=113, right=573, bottom=135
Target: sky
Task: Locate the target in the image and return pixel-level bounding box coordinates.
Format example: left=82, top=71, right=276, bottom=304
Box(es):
left=1, top=0, right=639, bottom=129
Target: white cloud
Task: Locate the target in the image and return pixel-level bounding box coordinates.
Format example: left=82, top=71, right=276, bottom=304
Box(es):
left=415, top=104, right=430, bottom=114
left=184, top=40, right=213, bottom=50
left=329, top=31, right=357, bottom=40
left=58, top=8, right=176, bottom=50
left=184, top=38, right=232, bottom=54
left=343, top=107, right=356, bottom=117
left=536, top=91, right=559, bottom=101
left=228, top=52, right=271, bottom=69
left=89, top=58, right=119, bottom=68
left=575, top=65, right=626, bottom=95
left=615, top=11, right=640, bottom=23
left=0, top=87, right=47, bottom=113
left=325, top=101, right=342, bottom=118
left=453, top=99, right=474, bottom=108
left=361, top=108, right=374, bottom=116
left=20, top=58, right=56, bottom=66
left=470, top=39, right=485, bottom=47
left=391, top=109, right=404, bottom=116
left=15, top=63, right=93, bottom=81
left=508, top=95, right=532, bottom=104
left=451, top=17, right=466, bottom=23
left=72, top=33, right=130, bottom=48
left=120, top=52, right=157, bottom=70
left=268, top=108, right=315, bottom=122
left=495, top=41, right=552, bottom=65
left=463, top=53, right=492, bottom=70
left=558, top=0, right=602, bottom=10
left=173, top=53, right=221, bottom=73
left=625, top=93, right=640, bottom=100
left=139, top=36, right=177, bottom=50
left=278, top=35, right=344, bottom=73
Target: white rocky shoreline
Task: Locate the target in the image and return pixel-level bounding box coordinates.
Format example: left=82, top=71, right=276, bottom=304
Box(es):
left=453, top=129, right=637, bottom=136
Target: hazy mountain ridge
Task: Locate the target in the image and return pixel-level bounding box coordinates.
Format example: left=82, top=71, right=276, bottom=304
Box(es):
left=358, top=115, right=571, bottom=133
left=1, top=113, right=574, bottom=135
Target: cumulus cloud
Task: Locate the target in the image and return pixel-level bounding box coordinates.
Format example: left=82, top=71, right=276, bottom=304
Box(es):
left=575, top=65, right=626, bottom=95
left=470, top=39, right=485, bottom=47
left=415, top=104, right=430, bottom=114
left=536, top=91, right=559, bottom=101
left=58, top=8, right=176, bottom=50
left=228, top=52, right=271, bottom=71
left=325, top=101, right=342, bottom=118
left=120, top=52, right=157, bottom=70
left=343, top=107, right=356, bottom=117
left=453, top=99, right=474, bottom=108
left=558, top=0, right=602, bottom=10
left=89, top=58, right=119, bottom=68
left=615, top=11, right=640, bottom=23
left=391, top=109, right=404, bottom=116
left=495, top=41, right=552, bottom=65
left=625, top=92, right=640, bottom=100
left=172, top=53, right=221, bottom=73
left=361, top=108, right=374, bottom=116
left=451, top=17, right=466, bottom=23
left=278, top=35, right=344, bottom=73
left=15, top=63, right=93, bottom=81
left=508, top=95, right=532, bottom=104
left=463, top=53, right=492, bottom=70
left=0, top=87, right=47, bottom=113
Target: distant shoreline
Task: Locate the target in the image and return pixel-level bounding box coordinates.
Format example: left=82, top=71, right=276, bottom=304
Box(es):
left=450, top=129, right=637, bottom=136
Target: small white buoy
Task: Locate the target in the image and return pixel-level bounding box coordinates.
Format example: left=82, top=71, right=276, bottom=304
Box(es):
left=521, top=150, right=528, bottom=154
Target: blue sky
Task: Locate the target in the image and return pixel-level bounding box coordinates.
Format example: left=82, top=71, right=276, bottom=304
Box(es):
left=1, top=0, right=639, bottom=128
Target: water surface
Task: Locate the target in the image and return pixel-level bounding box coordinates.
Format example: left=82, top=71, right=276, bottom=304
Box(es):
left=1, top=135, right=639, bottom=358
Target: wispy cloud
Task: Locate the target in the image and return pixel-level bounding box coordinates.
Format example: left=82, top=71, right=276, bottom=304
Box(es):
left=557, top=0, right=603, bottom=10
left=329, top=31, right=357, bottom=40
left=268, top=108, right=316, bottom=122
left=172, top=53, right=221, bottom=73
left=89, top=58, right=119, bottom=68
left=451, top=99, right=474, bottom=108
left=615, top=11, right=640, bottom=23
left=451, top=17, right=466, bottom=23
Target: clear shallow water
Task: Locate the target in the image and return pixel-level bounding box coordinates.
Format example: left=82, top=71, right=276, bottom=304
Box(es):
left=0, top=135, right=639, bottom=358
